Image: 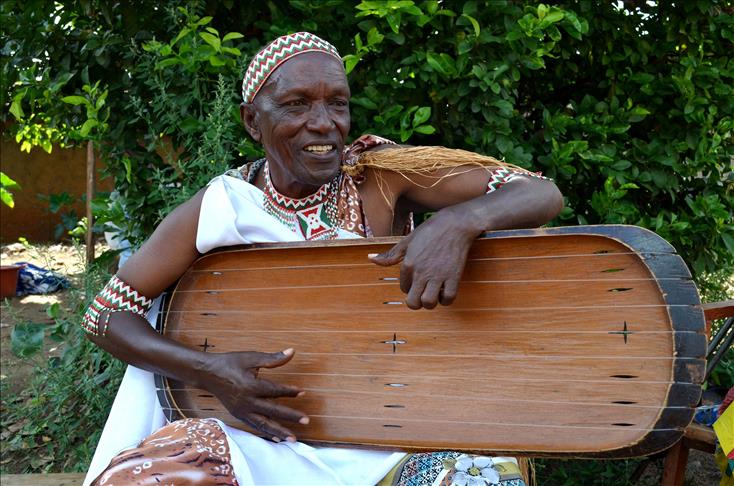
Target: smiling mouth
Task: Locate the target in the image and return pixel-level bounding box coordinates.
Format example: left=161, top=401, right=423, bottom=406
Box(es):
left=303, top=144, right=335, bottom=154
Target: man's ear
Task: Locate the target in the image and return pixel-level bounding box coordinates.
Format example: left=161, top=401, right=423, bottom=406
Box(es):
left=241, top=103, right=261, bottom=142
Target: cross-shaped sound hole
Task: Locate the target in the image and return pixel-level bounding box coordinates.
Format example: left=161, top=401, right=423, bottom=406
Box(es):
left=608, top=321, right=634, bottom=343
left=381, top=333, right=407, bottom=353
left=198, top=338, right=215, bottom=352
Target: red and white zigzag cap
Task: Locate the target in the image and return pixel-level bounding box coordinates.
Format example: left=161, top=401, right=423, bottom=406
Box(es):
left=242, top=32, right=341, bottom=104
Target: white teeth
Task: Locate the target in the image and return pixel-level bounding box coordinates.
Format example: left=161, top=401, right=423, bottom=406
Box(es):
left=304, top=145, right=334, bottom=153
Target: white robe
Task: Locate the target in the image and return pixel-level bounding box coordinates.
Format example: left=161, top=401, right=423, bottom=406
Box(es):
left=84, top=175, right=405, bottom=486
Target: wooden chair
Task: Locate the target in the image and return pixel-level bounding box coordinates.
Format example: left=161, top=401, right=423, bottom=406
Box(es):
left=661, top=300, right=733, bottom=486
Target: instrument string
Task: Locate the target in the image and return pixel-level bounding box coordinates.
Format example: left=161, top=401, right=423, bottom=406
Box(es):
left=151, top=406, right=683, bottom=433
left=153, top=386, right=687, bottom=409
left=188, top=250, right=677, bottom=273
left=169, top=277, right=689, bottom=295
left=161, top=304, right=696, bottom=315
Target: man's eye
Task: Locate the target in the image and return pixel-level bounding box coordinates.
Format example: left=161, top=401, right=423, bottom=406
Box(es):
left=286, top=100, right=305, bottom=106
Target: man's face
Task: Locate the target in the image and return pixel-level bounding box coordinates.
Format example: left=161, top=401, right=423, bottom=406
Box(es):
left=245, top=52, right=351, bottom=198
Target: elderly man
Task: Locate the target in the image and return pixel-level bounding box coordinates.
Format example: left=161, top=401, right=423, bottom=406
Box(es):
left=82, top=33, right=562, bottom=485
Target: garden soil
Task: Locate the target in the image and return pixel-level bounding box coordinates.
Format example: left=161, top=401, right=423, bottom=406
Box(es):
left=0, top=242, right=724, bottom=483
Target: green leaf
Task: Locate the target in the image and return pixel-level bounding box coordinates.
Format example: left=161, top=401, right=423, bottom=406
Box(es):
left=46, top=303, right=61, bottom=319
left=367, top=27, right=384, bottom=46
left=0, top=172, right=21, bottom=190
left=612, top=160, right=632, bottom=170
left=722, top=232, right=734, bottom=256
left=79, top=119, right=99, bottom=137
left=385, top=12, right=401, bottom=34
left=544, top=10, right=564, bottom=24
left=9, top=98, right=24, bottom=120
left=222, top=32, right=244, bottom=42
left=413, top=106, right=431, bottom=127
left=199, top=32, right=221, bottom=51
left=61, top=96, right=88, bottom=106
left=343, top=54, right=360, bottom=74
left=1, top=188, right=14, bottom=208
left=155, top=58, right=180, bottom=70
left=461, top=14, right=480, bottom=37
left=11, top=322, right=45, bottom=358
left=426, top=52, right=445, bottom=75
left=413, top=124, right=436, bottom=134
left=209, top=56, right=227, bottom=67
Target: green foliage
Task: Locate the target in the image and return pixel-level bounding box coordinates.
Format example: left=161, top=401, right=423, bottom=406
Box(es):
left=1, top=263, right=124, bottom=473
left=0, top=171, right=21, bottom=208
left=5, top=1, right=730, bottom=281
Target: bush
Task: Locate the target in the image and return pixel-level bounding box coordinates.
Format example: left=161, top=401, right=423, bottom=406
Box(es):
left=3, top=0, right=731, bottom=282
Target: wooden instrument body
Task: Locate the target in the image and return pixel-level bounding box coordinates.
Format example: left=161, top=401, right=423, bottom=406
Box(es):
left=155, top=225, right=706, bottom=458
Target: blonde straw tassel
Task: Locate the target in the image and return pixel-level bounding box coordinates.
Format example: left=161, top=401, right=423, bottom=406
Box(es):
left=341, top=145, right=531, bottom=178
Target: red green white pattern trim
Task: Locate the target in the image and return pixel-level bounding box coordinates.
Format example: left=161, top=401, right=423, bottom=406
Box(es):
left=81, top=275, right=153, bottom=336
left=486, top=168, right=550, bottom=194
left=242, top=32, right=341, bottom=103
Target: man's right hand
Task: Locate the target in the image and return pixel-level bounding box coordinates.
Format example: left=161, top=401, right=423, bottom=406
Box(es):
left=203, top=348, right=309, bottom=442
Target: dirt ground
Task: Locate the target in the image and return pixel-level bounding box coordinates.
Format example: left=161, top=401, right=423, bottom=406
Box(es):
left=1, top=243, right=89, bottom=394
left=0, top=242, right=725, bottom=483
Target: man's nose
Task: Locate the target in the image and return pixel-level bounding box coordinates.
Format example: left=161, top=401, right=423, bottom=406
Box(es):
left=306, top=103, right=334, bottom=133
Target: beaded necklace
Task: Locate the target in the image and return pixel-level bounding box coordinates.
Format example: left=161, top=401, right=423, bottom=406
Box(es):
left=263, top=161, right=340, bottom=240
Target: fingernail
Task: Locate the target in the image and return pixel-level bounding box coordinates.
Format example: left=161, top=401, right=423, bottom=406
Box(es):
left=272, top=436, right=281, bottom=443
left=282, top=348, right=294, bottom=356
left=286, top=435, right=297, bottom=443
left=368, top=253, right=378, bottom=258
left=299, top=416, right=310, bottom=425
left=297, top=391, right=306, bottom=398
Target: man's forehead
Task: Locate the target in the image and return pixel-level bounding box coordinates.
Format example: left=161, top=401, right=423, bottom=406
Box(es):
left=260, top=53, right=349, bottom=99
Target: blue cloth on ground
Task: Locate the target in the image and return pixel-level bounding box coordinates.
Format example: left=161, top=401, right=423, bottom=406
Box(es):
left=14, top=262, right=70, bottom=296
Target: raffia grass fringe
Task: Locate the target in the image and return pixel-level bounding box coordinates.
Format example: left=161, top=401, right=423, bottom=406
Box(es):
left=519, top=457, right=535, bottom=486
left=342, top=146, right=532, bottom=179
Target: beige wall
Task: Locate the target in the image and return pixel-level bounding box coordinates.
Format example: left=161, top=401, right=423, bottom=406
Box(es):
left=0, top=129, right=110, bottom=243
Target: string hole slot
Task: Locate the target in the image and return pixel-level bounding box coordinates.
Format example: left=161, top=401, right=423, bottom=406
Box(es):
left=207, top=291, right=220, bottom=295
left=198, top=394, right=214, bottom=398
left=612, top=423, right=635, bottom=427
left=383, top=424, right=402, bottom=428
left=610, top=374, right=638, bottom=379
left=201, top=312, right=217, bottom=317
left=385, top=383, right=407, bottom=387
left=594, top=250, right=610, bottom=254
left=212, top=271, right=223, bottom=276
left=609, top=288, right=633, bottom=292
left=380, top=277, right=399, bottom=281
left=384, top=404, right=406, bottom=408
left=612, top=400, right=637, bottom=405
left=602, top=268, right=625, bottom=273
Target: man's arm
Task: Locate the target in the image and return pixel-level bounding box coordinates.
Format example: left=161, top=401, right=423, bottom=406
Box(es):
left=368, top=165, right=563, bottom=309
left=86, top=190, right=308, bottom=442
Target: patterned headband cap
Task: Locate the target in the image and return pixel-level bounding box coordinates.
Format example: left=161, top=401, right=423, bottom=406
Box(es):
left=242, top=31, right=342, bottom=104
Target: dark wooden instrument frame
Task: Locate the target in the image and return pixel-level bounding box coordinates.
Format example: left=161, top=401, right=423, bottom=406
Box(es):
left=154, top=225, right=706, bottom=458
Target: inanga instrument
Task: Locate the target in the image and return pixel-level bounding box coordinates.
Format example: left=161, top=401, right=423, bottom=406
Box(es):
left=154, top=225, right=706, bottom=458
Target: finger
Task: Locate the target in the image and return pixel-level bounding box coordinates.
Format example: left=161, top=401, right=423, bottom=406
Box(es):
left=369, top=237, right=409, bottom=266
left=399, top=257, right=414, bottom=294
left=254, top=377, right=303, bottom=398
left=405, top=277, right=427, bottom=310
left=420, top=280, right=442, bottom=309
left=253, top=348, right=296, bottom=369
left=439, top=279, right=459, bottom=306
left=245, top=412, right=297, bottom=442
left=251, top=398, right=309, bottom=425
